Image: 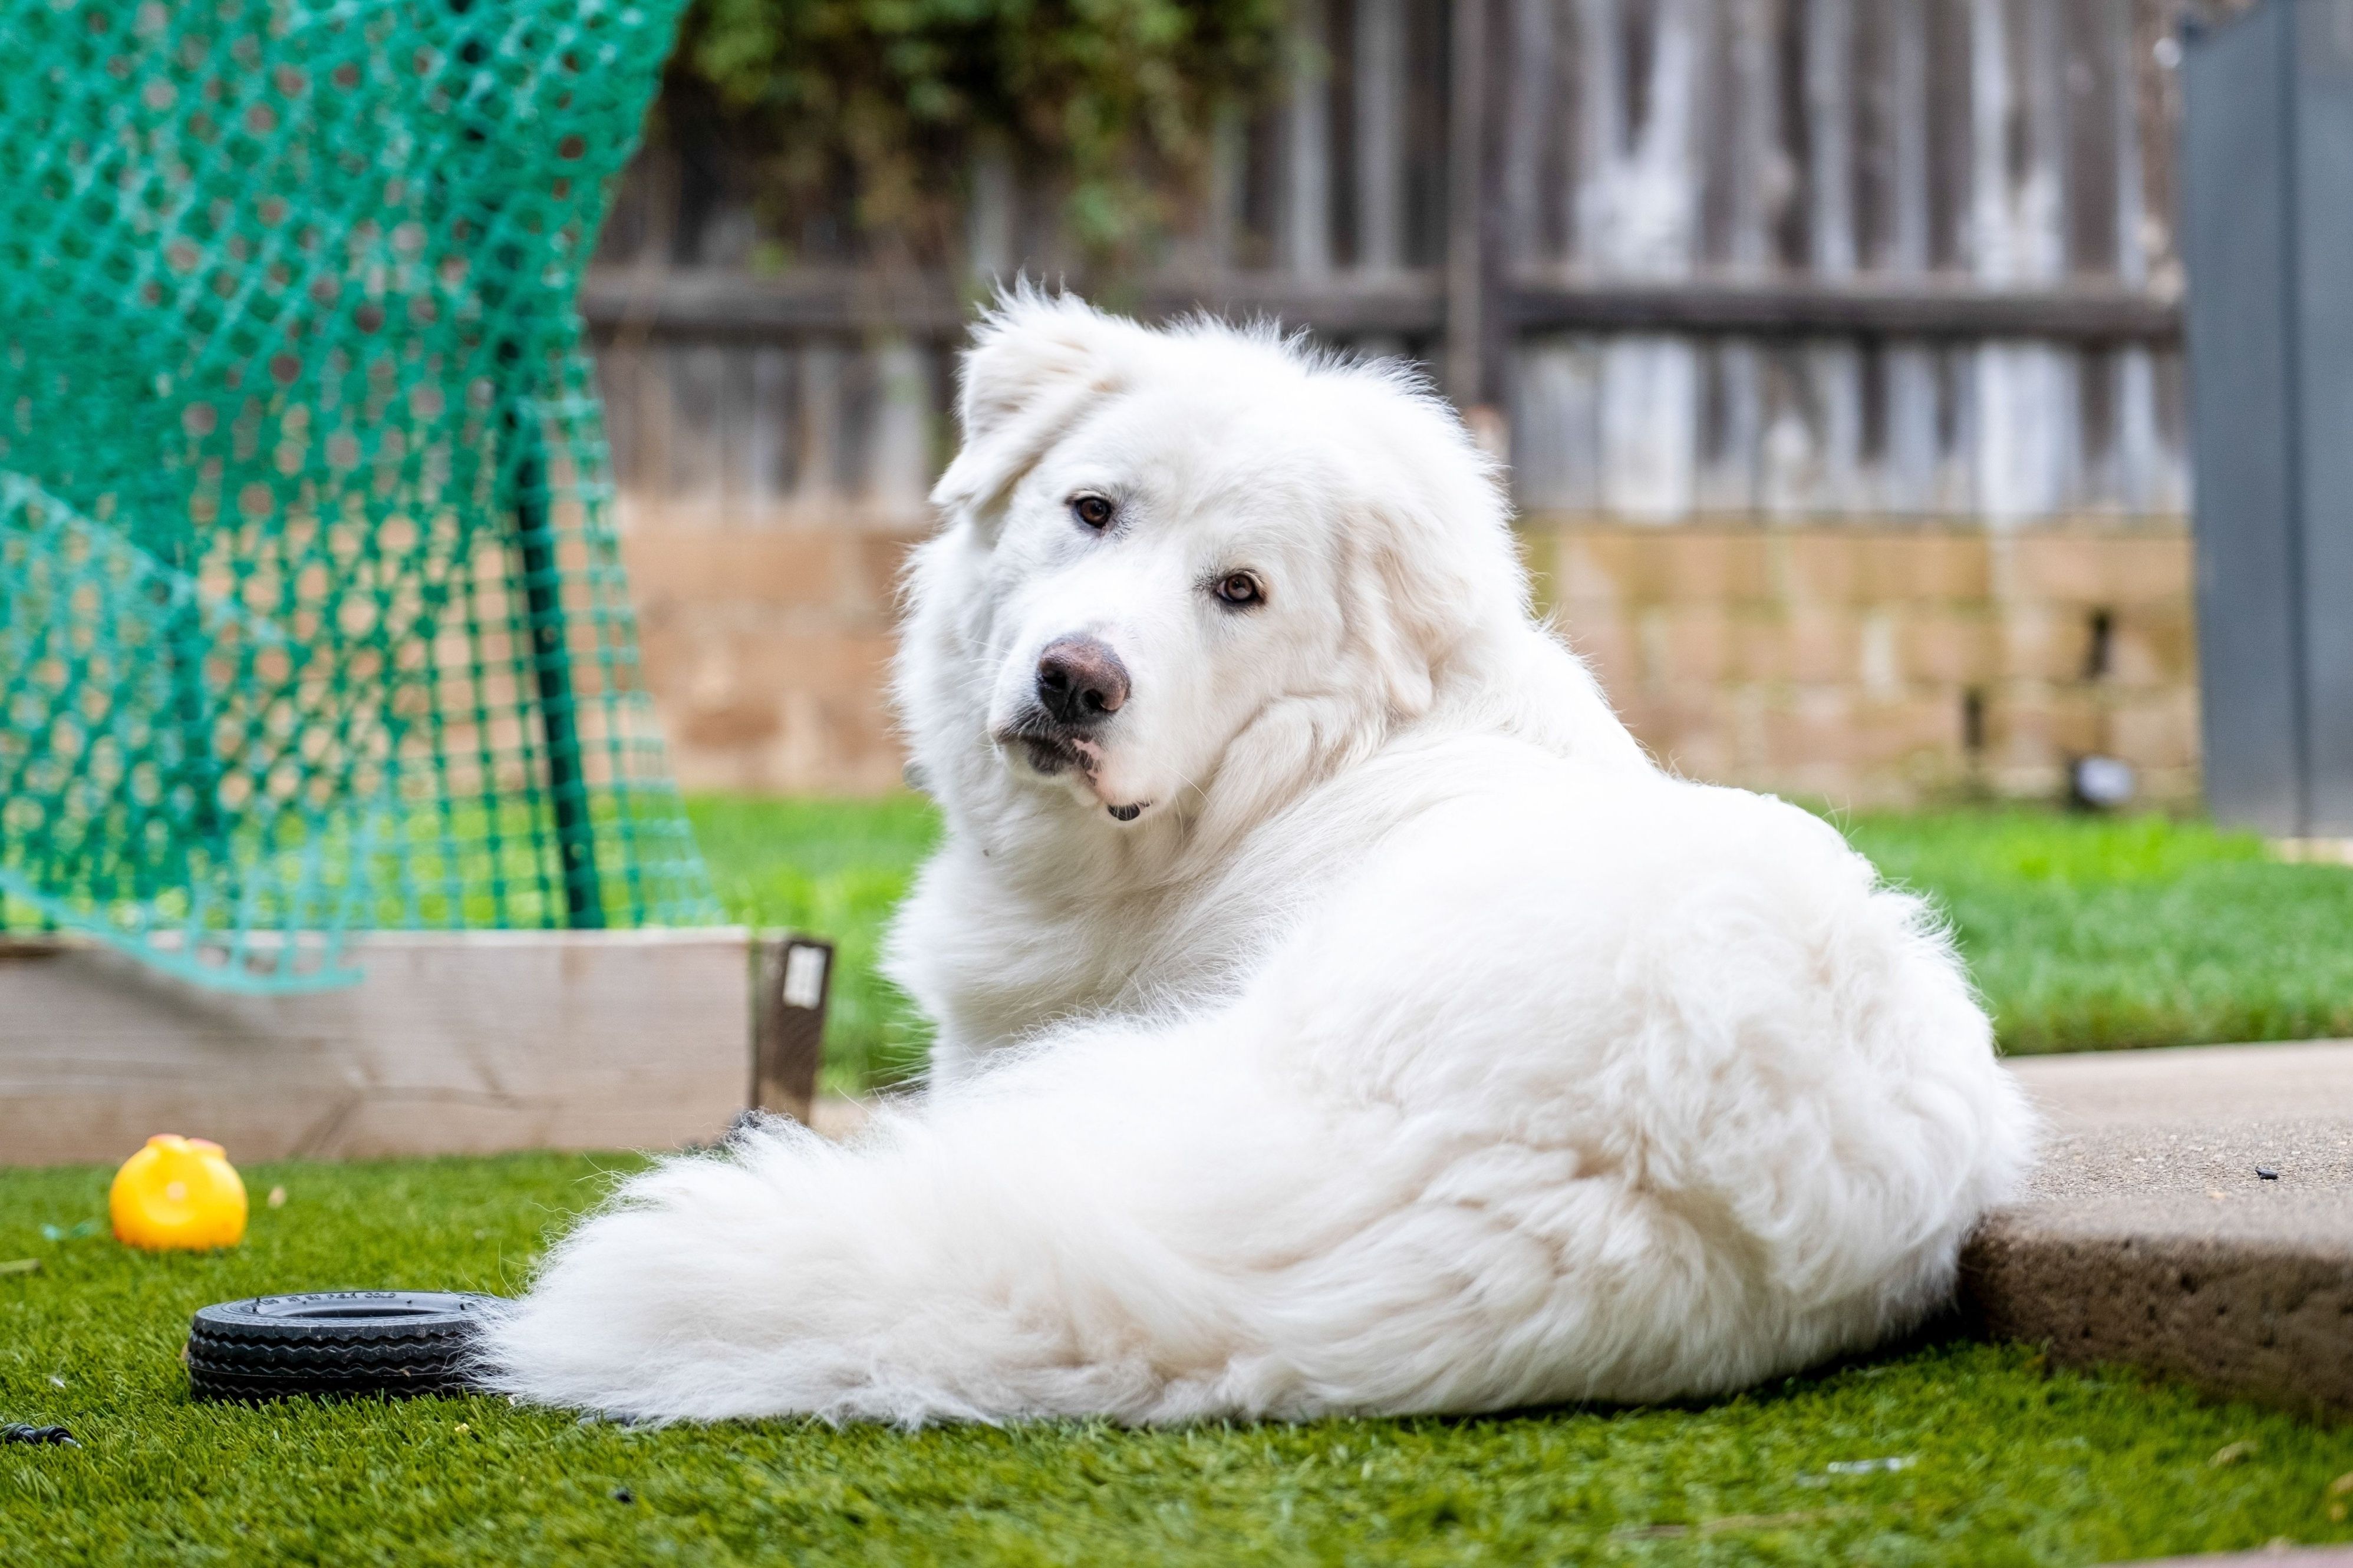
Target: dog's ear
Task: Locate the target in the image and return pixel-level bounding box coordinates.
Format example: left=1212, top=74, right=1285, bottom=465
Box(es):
left=1346, top=526, right=1455, bottom=721
left=930, top=291, right=1139, bottom=529
left=1337, top=375, right=1526, bottom=722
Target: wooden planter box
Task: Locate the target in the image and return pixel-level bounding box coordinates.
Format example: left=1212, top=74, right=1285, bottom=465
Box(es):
left=0, top=928, right=828, bottom=1167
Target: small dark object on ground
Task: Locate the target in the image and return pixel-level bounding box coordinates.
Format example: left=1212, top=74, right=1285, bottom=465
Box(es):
left=2256, top=1166, right=2281, bottom=1180
left=186, top=1292, right=503, bottom=1402
left=2, top=1424, right=78, bottom=1446
left=611, top=1487, right=636, bottom=1504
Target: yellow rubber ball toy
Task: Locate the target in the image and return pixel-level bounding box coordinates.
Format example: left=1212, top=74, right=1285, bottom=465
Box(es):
left=110, top=1135, right=248, bottom=1250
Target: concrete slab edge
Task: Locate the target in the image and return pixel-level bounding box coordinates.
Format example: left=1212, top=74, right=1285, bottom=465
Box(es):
left=1959, top=1217, right=2353, bottom=1421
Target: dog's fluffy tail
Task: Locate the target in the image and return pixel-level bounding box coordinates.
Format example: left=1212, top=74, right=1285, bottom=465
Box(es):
left=474, top=1024, right=1374, bottom=1425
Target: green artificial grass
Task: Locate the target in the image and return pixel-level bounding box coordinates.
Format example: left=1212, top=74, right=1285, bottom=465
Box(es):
left=1843, top=809, right=2353, bottom=1055
left=10, top=805, right=2353, bottom=1560
left=4, top=1153, right=2351, bottom=1566
left=690, top=794, right=2353, bottom=1090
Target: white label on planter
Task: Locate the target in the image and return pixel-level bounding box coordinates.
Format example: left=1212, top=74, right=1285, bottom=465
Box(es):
left=783, top=944, right=828, bottom=1010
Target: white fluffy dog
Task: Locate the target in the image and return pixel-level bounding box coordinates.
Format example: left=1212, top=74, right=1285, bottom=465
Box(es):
left=481, top=293, right=2033, bottom=1425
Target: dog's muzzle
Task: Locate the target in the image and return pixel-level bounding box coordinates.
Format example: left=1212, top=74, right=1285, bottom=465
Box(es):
left=997, top=636, right=1151, bottom=821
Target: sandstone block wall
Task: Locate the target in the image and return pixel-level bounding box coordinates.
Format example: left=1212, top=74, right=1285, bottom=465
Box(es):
left=621, top=499, right=2199, bottom=808
left=622, top=504, right=925, bottom=794
left=1528, top=519, right=2199, bottom=806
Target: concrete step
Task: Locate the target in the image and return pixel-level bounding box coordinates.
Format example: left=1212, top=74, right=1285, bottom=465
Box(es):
left=1964, top=1040, right=2353, bottom=1418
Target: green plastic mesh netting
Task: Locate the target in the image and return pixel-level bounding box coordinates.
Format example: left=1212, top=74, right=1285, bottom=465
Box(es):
left=0, top=0, right=719, bottom=991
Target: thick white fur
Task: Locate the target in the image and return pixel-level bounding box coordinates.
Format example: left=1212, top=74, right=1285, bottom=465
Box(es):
left=480, top=293, right=2034, bottom=1425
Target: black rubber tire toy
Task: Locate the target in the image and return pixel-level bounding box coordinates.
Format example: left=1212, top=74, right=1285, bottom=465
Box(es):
left=186, top=1292, right=502, bottom=1402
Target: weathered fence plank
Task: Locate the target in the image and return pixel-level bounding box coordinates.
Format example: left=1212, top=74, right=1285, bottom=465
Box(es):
left=795, top=342, right=845, bottom=510
left=1881, top=0, right=1940, bottom=513
left=1352, top=0, right=1410, bottom=359
left=1286, top=0, right=1336, bottom=277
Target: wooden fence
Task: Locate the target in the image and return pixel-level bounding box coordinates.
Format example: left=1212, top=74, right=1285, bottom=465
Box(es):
left=586, top=0, right=2210, bottom=531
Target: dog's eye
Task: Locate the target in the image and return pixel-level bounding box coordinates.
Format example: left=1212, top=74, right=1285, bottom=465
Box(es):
left=1070, top=494, right=1115, bottom=531
left=1212, top=572, right=1264, bottom=609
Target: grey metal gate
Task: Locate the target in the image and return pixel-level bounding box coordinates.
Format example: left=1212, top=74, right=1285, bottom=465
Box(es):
left=2184, top=0, right=2353, bottom=835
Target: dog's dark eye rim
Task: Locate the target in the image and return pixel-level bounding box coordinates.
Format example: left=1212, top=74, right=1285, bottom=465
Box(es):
left=1211, top=570, right=1265, bottom=608
left=1069, top=493, right=1116, bottom=530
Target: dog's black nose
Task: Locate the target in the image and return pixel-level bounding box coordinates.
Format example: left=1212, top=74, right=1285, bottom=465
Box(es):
left=1035, top=636, right=1130, bottom=727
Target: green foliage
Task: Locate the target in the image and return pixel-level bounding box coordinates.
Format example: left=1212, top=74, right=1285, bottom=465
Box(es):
left=672, top=0, right=1285, bottom=268
left=5, top=1153, right=2353, bottom=1564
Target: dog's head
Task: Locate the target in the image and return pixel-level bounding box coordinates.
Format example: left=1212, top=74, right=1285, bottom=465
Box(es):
left=901, top=291, right=1527, bottom=832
